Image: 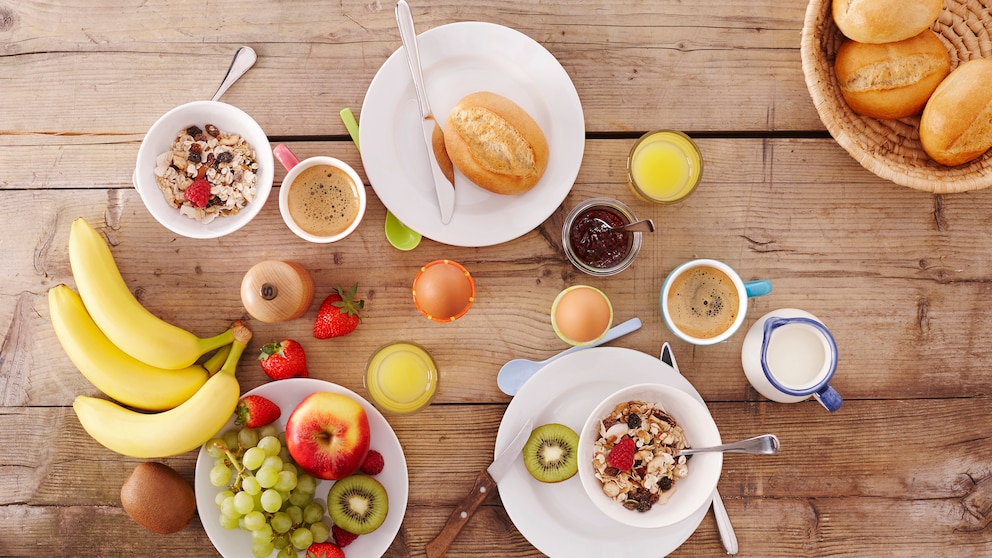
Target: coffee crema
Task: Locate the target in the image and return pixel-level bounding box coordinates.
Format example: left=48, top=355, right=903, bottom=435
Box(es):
left=286, top=164, right=360, bottom=237
left=666, top=265, right=740, bottom=339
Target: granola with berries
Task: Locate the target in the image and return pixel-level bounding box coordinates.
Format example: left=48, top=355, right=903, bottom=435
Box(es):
left=153, top=124, right=259, bottom=223
left=592, top=400, right=690, bottom=512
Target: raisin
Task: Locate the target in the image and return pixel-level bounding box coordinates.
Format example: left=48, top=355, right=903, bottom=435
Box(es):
left=604, top=466, right=620, bottom=477
left=205, top=124, right=220, bottom=137
left=627, top=413, right=641, bottom=429
left=188, top=143, right=202, bottom=163
left=216, top=151, right=233, bottom=163
left=659, top=476, right=673, bottom=490
left=205, top=152, right=215, bottom=166
left=186, top=125, right=202, bottom=137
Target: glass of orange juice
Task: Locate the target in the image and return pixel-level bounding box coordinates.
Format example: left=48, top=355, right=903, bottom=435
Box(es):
left=627, top=130, right=703, bottom=204
left=364, top=342, right=439, bottom=415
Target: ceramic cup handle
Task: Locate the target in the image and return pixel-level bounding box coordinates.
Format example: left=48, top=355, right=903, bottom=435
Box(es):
left=744, top=280, right=772, bottom=298
left=814, top=384, right=843, bottom=412
left=273, top=143, right=300, bottom=171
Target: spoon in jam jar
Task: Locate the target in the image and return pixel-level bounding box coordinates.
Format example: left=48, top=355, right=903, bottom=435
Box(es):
left=608, top=218, right=655, bottom=233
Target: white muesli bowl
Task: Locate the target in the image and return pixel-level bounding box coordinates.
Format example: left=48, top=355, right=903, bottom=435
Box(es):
left=578, top=382, right=722, bottom=528
left=134, top=100, right=273, bottom=239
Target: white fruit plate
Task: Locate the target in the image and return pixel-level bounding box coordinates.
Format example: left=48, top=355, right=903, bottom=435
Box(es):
left=194, top=378, right=408, bottom=557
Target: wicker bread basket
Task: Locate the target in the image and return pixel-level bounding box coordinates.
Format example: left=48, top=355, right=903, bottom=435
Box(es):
left=801, top=0, right=992, bottom=193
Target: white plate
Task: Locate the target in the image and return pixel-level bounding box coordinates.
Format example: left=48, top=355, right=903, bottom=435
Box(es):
left=359, top=21, right=585, bottom=247
left=495, top=347, right=712, bottom=557
left=194, top=378, right=408, bottom=558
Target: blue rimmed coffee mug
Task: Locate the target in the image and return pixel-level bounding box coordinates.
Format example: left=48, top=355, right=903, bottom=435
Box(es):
left=660, top=258, right=772, bottom=346
left=741, top=308, right=842, bottom=412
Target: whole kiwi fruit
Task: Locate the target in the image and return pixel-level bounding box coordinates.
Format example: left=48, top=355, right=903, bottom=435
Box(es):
left=327, top=474, right=389, bottom=535
left=523, top=423, right=579, bottom=483
left=120, top=462, right=196, bottom=534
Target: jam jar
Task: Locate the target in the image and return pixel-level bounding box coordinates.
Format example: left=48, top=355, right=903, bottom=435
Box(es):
left=562, top=198, right=643, bottom=276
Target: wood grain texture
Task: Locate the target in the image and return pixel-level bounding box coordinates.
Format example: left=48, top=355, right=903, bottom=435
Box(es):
left=3, top=0, right=992, bottom=556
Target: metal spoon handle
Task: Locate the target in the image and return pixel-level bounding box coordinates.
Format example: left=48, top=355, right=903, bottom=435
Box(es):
left=211, top=46, right=257, bottom=102
left=711, top=488, right=739, bottom=555
left=680, top=434, right=780, bottom=456
left=618, top=219, right=655, bottom=233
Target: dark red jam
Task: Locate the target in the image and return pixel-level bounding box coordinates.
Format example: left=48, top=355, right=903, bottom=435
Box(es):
left=568, top=208, right=633, bottom=269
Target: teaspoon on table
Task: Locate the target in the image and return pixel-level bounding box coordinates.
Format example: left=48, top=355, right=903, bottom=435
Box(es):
left=496, top=317, right=642, bottom=396
left=678, top=434, right=780, bottom=457
left=210, top=46, right=257, bottom=102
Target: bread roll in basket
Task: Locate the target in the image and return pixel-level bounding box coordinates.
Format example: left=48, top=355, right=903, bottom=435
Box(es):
left=801, top=0, right=992, bottom=193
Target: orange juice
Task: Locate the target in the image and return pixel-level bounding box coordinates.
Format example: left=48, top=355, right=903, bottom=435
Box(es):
left=627, top=130, right=703, bottom=203
left=364, top=342, right=438, bottom=414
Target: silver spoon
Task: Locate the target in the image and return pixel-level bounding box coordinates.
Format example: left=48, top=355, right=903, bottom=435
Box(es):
left=678, top=434, right=780, bottom=457
left=613, top=219, right=655, bottom=233
left=211, top=46, right=257, bottom=101
left=497, top=318, right=642, bottom=396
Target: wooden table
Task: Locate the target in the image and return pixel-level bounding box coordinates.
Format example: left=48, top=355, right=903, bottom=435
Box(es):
left=3, top=1, right=991, bottom=556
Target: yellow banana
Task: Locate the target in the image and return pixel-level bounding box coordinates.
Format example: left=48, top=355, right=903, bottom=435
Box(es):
left=68, top=217, right=234, bottom=369
left=48, top=284, right=231, bottom=411
left=72, top=321, right=252, bottom=458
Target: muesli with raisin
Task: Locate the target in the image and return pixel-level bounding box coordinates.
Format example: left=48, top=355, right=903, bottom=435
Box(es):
left=153, top=124, right=258, bottom=223
left=592, top=400, right=690, bottom=512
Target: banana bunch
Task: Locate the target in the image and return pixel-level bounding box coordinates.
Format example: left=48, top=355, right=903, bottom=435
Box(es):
left=48, top=285, right=231, bottom=411
left=74, top=321, right=252, bottom=458
left=68, top=218, right=234, bottom=369
left=52, top=217, right=254, bottom=458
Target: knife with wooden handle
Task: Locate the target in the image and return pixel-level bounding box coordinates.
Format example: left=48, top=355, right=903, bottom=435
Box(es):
left=425, top=418, right=534, bottom=558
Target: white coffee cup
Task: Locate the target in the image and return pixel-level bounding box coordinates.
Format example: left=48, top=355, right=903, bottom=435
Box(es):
left=273, top=144, right=366, bottom=243
left=660, top=259, right=772, bottom=345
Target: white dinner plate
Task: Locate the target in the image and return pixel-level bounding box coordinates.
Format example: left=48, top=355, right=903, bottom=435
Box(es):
left=359, top=21, right=585, bottom=247
left=495, top=347, right=712, bottom=557
left=194, top=378, right=408, bottom=558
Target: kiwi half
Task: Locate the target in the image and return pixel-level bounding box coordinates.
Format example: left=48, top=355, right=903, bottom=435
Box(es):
left=522, top=423, right=579, bottom=483
left=327, top=474, right=389, bottom=535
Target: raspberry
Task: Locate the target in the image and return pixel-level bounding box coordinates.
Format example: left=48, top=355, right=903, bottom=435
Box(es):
left=184, top=178, right=211, bottom=208
left=331, top=524, right=358, bottom=547
left=607, top=437, right=635, bottom=471
left=360, top=450, right=384, bottom=475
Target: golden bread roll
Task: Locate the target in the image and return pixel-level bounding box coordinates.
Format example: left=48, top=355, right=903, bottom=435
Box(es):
left=832, top=0, right=944, bottom=44
left=835, top=30, right=950, bottom=119
left=920, top=58, right=992, bottom=166
left=443, top=91, right=549, bottom=195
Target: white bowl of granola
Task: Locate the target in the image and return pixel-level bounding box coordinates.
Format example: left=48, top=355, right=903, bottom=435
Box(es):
left=578, top=382, right=722, bottom=528
left=134, top=100, right=273, bottom=239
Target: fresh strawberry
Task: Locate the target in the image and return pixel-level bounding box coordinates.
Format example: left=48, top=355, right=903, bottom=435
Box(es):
left=306, top=542, right=345, bottom=558
left=313, top=283, right=364, bottom=339
left=331, top=525, right=359, bottom=548
left=235, top=395, right=281, bottom=428
left=607, top=436, right=636, bottom=471
left=360, top=450, right=384, bottom=475
left=258, top=339, right=309, bottom=380
left=184, top=177, right=211, bottom=208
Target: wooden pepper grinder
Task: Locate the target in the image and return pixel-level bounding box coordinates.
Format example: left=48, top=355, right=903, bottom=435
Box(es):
left=240, top=261, right=314, bottom=323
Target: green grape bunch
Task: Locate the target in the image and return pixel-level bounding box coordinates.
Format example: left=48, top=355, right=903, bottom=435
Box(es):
left=204, top=424, right=331, bottom=558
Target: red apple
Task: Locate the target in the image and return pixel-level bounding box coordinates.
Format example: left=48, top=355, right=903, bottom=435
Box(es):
left=285, top=392, right=370, bottom=480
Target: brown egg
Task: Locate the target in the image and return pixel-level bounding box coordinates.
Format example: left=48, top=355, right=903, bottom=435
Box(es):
left=552, top=286, right=613, bottom=344
left=412, top=260, right=475, bottom=321
left=120, top=462, right=196, bottom=534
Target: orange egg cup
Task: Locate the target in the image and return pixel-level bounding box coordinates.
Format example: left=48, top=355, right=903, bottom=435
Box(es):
left=411, top=260, right=475, bottom=322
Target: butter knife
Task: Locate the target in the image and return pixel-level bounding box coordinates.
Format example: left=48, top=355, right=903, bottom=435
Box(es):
left=425, top=418, right=534, bottom=558
left=395, top=0, right=456, bottom=224
left=661, top=343, right=739, bottom=556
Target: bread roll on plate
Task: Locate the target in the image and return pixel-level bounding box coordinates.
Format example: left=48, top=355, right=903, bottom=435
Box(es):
left=920, top=58, right=992, bottom=166
left=835, top=30, right=950, bottom=120
left=443, top=91, right=549, bottom=195
left=832, top=0, right=944, bottom=44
